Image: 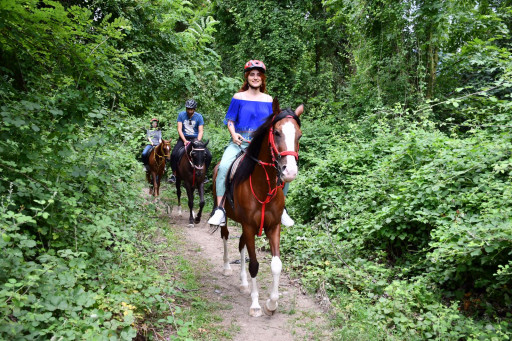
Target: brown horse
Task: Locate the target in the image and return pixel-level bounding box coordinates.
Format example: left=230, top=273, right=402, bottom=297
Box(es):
left=147, top=140, right=171, bottom=197
left=175, top=139, right=210, bottom=227
left=211, top=99, right=303, bottom=317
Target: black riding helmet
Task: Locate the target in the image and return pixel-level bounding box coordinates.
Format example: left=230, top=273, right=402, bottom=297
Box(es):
left=185, top=99, right=197, bottom=109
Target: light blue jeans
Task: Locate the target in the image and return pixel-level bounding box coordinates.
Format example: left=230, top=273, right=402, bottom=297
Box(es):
left=216, top=141, right=289, bottom=197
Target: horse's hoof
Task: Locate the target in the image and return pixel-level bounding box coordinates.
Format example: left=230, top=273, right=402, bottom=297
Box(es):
left=222, top=268, right=232, bottom=276
left=263, top=300, right=277, bottom=316
left=188, top=223, right=194, bottom=228
left=239, top=285, right=250, bottom=294
left=249, top=307, right=262, bottom=317
left=194, top=218, right=201, bottom=224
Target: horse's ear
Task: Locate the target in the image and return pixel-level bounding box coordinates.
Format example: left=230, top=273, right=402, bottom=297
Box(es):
left=204, top=139, right=209, bottom=147
left=295, top=104, right=304, bottom=117
left=272, top=98, right=280, bottom=114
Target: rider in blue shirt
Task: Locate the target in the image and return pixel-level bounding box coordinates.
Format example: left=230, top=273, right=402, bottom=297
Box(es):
left=208, top=60, right=294, bottom=227
left=168, top=99, right=212, bottom=183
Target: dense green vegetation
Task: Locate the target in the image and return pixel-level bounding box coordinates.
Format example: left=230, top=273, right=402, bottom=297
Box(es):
left=1, top=0, right=511, bottom=339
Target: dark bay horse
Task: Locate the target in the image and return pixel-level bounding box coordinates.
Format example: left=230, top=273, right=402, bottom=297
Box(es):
left=147, top=140, right=171, bottom=197
left=175, top=139, right=210, bottom=227
left=211, top=99, right=303, bottom=317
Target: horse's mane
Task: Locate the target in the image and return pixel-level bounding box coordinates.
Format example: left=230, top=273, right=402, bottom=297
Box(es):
left=233, top=108, right=300, bottom=187
left=184, top=138, right=207, bottom=151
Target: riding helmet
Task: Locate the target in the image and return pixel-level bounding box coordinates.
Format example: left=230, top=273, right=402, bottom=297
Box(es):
left=150, top=118, right=159, bottom=122
left=244, top=60, right=266, bottom=73
left=185, top=99, right=197, bottom=109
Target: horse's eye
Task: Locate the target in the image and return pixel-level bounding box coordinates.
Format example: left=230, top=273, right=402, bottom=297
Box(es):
left=275, top=131, right=281, bottom=137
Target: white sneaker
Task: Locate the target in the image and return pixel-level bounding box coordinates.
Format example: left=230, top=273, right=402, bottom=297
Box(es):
left=208, top=208, right=226, bottom=226
left=281, top=208, right=294, bottom=227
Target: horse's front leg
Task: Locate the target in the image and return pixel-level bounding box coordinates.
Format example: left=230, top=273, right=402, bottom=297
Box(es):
left=155, top=173, right=161, bottom=197
left=220, top=225, right=232, bottom=276
left=245, top=231, right=261, bottom=317
left=239, top=237, right=250, bottom=294
left=186, top=184, right=194, bottom=227
left=147, top=172, right=153, bottom=195
left=175, top=177, right=182, bottom=216
left=263, top=225, right=282, bottom=316
left=152, top=172, right=158, bottom=197
left=195, top=182, right=205, bottom=224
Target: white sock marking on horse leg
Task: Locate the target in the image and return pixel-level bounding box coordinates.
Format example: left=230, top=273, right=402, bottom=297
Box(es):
left=250, top=277, right=261, bottom=316
left=266, top=256, right=282, bottom=312
left=222, top=238, right=232, bottom=275
left=240, top=247, right=249, bottom=292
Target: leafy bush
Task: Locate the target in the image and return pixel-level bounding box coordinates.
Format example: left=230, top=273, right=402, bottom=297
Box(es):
left=280, top=109, right=512, bottom=339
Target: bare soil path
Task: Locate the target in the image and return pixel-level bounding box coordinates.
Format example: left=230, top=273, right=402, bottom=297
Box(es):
left=162, top=198, right=333, bottom=341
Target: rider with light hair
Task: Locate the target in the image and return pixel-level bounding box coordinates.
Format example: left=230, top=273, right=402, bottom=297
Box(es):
left=208, top=60, right=294, bottom=227
left=141, top=118, right=162, bottom=172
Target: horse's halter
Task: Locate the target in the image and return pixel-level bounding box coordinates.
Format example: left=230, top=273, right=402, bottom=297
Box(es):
left=268, top=114, right=301, bottom=182
left=249, top=112, right=301, bottom=237
left=186, top=142, right=206, bottom=170
left=269, top=118, right=299, bottom=160
left=156, top=142, right=171, bottom=162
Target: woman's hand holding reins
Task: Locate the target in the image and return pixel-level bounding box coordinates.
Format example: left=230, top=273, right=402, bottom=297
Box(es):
left=231, top=133, right=245, bottom=146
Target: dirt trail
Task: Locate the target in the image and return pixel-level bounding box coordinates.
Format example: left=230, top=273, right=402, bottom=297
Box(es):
left=165, top=201, right=332, bottom=341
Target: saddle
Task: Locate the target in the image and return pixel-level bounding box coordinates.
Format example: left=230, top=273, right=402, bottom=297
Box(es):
left=225, top=151, right=245, bottom=210
left=177, top=146, right=187, bottom=164
left=143, top=146, right=155, bottom=164
left=171, top=145, right=188, bottom=171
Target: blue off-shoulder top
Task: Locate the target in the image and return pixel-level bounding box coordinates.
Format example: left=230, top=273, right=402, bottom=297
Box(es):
left=224, top=98, right=273, bottom=140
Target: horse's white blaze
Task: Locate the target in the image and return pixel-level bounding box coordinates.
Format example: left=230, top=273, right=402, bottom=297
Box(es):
left=266, top=256, right=282, bottom=311
left=281, top=121, right=298, bottom=181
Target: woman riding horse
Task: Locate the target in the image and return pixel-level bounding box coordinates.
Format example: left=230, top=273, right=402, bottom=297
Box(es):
left=208, top=60, right=294, bottom=227
left=141, top=118, right=162, bottom=172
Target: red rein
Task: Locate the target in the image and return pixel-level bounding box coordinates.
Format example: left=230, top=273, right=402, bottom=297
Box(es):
left=250, top=115, right=299, bottom=237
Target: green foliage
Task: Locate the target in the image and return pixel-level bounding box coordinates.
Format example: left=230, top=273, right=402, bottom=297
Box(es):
left=213, top=0, right=345, bottom=111
left=2, top=0, right=512, bottom=338
left=0, top=0, right=230, bottom=339
left=282, top=108, right=512, bottom=338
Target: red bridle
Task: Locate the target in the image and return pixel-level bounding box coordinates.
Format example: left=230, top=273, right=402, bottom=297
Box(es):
left=268, top=115, right=300, bottom=162
left=250, top=114, right=300, bottom=237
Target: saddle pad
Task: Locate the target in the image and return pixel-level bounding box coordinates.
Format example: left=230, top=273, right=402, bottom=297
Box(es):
left=225, top=151, right=245, bottom=210
left=229, top=152, right=245, bottom=182
left=177, top=146, right=186, bottom=163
